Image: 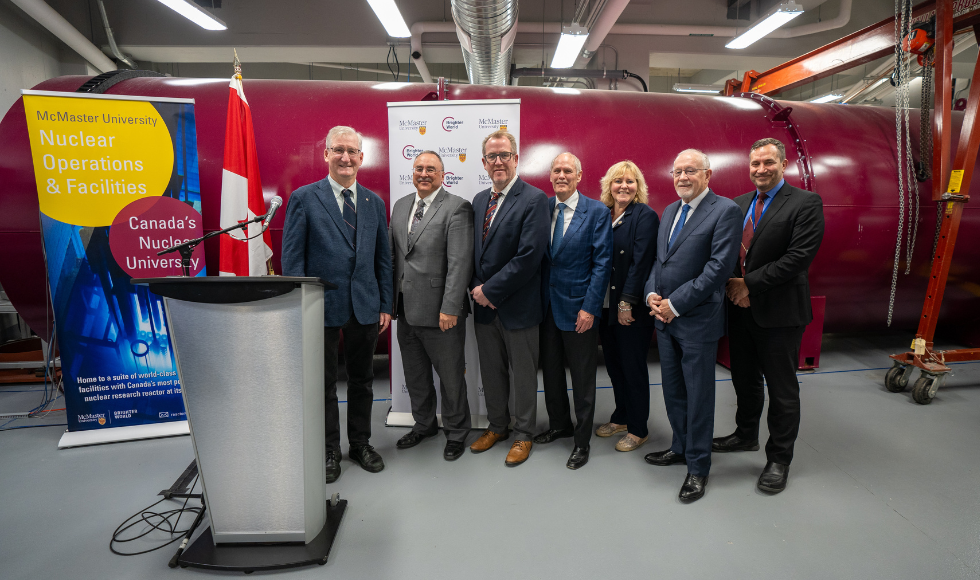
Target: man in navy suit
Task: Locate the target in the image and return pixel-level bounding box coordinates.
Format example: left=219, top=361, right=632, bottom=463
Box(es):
left=468, top=131, right=550, bottom=467
left=281, top=125, right=393, bottom=484
left=643, top=149, right=741, bottom=502
left=534, top=152, right=612, bottom=469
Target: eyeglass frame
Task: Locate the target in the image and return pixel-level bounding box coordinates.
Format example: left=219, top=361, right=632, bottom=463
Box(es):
left=484, top=151, right=515, bottom=163
left=668, top=168, right=709, bottom=178
left=329, top=146, right=361, bottom=157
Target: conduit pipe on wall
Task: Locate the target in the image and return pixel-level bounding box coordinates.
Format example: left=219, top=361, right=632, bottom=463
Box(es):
left=10, top=0, right=116, bottom=73
left=451, top=0, right=520, bottom=85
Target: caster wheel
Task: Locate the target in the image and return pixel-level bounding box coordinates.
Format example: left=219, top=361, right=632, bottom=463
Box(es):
left=911, top=375, right=938, bottom=405
left=885, top=363, right=910, bottom=393
left=330, top=492, right=340, bottom=507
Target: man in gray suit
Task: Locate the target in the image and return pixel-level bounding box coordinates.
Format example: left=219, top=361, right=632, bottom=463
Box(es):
left=390, top=151, right=475, bottom=461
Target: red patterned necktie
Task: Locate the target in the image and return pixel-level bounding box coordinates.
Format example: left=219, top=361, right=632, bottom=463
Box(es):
left=739, top=192, right=768, bottom=275
left=483, top=191, right=501, bottom=242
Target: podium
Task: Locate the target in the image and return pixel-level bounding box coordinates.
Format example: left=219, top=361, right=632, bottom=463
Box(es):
left=133, top=276, right=344, bottom=572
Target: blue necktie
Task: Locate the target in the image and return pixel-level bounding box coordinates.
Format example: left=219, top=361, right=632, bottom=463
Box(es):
left=552, top=202, right=566, bottom=258
left=342, top=189, right=356, bottom=248
left=667, top=204, right=690, bottom=250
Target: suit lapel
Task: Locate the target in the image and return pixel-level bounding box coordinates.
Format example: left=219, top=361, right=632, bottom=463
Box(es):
left=354, top=184, right=371, bottom=251
left=392, top=194, right=411, bottom=252
left=665, top=191, right=716, bottom=261
left=660, top=202, right=679, bottom=261
left=554, top=197, right=587, bottom=258
left=314, top=178, right=352, bottom=249
left=752, top=184, right=791, bottom=239
left=483, top=178, right=522, bottom=248
left=408, top=188, right=445, bottom=253
left=614, top=203, right=634, bottom=230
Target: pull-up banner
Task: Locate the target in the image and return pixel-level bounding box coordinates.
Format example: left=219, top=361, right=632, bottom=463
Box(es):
left=386, top=99, right=521, bottom=428
left=21, top=90, right=205, bottom=448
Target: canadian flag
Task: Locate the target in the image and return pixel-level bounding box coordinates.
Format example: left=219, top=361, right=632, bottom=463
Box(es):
left=218, top=74, right=272, bottom=276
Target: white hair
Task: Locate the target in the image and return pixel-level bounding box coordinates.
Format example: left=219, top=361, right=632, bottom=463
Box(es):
left=326, top=125, right=363, bottom=150
left=551, top=152, right=582, bottom=173
left=675, top=148, right=710, bottom=170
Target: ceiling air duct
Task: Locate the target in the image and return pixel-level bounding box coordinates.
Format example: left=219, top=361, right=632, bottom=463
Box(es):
left=451, top=0, right=519, bottom=85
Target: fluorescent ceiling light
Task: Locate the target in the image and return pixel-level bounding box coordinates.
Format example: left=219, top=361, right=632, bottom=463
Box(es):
left=366, top=0, right=411, bottom=38
left=551, top=25, right=589, bottom=69
left=809, top=93, right=843, bottom=104
left=726, top=0, right=803, bottom=49
left=155, top=0, right=226, bottom=30
left=673, top=84, right=722, bottom=94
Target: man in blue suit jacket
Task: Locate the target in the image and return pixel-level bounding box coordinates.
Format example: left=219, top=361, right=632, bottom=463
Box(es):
left=281, top=125, right=393, bottom=484
left=468, top=131, right=550, bottom=467
left=534, top=153, right=612, bottom=470
left=643, top=149, right=741, bottom=502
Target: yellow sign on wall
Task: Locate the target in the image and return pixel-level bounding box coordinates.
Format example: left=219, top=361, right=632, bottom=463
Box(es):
left=23, top=94, right=175, bottom=227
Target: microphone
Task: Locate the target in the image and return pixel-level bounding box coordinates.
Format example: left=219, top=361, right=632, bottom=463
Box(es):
left=261, top=196, right=283, bottom=229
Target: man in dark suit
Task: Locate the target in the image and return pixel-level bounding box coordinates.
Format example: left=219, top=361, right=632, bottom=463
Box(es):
left=468, top=130, right=550, bottom=467
left=534, top=152, right=612, bottom=469
left=281, top=125, right=393, bottom=483
left=643, top=149, right=742, bottom=502
left=714, top=137, right=825, bottom=494
left=390, top=151, right=474, bottom=461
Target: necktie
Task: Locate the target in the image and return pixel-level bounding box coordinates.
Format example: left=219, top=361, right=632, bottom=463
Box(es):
left=483, top=191, right=501, bottom=242
left=667, top=203, right=690, bottom=250
left=551, top=202, right=567, bottom=258
left=739, top=192, right=768, bottom=275
left=342, top=189, right=357, bottom=248
left=411, top=198, right=425, bottom=234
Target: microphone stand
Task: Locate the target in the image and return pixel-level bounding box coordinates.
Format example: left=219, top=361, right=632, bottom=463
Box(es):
left=157, top=213, right=270, bottom=277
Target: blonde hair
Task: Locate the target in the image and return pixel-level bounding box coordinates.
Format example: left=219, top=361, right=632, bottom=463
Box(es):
left=600, top=160, right=648, bottom=207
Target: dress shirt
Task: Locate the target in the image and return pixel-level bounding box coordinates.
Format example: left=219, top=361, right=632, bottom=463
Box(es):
left=409, top=186, right=440, bottom=231
left=550, top=190, right=579, bottom=239
left=742, top=179, right=784, bottom=230
left=328, top=174, right=358, bottom=214
left=652, top=187, right=711, bottom=318
left=486, top=175, right=519, bottom=230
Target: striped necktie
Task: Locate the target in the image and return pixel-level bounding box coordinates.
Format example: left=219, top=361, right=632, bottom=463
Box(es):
left=483, top=191, right=501, bottom=242
left=342, top=189, right=356, bottom=248
left=740, top=192, right=768, bottom=275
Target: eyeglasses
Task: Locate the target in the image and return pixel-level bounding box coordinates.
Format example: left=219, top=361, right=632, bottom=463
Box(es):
left=669, top=168, right=708, bottom=177
left=484, top=152, right=514, bottom=162
left=330, top=147, right=361, bottom=157
left=413, top=166, right=442, bottom=175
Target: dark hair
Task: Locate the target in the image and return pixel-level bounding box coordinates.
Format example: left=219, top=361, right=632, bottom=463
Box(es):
left=750, top=138, right=786, bottom=161
left=414, top=150, right=444, bottom=171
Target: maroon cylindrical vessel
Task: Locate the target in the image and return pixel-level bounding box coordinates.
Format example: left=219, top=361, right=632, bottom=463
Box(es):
left=0, top=76, right=975, bottom=340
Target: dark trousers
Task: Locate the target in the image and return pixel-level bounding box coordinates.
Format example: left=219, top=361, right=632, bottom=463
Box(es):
left=396, top=317, right=471, bottom=442
left=324, top=315, right=379, bottom=454
left=599, top=309, right=654, bottom=439
left=658, top=329, right=717, bottom=477
left=728, top=306, right=805, bottom=465
left=540, top=307, right=598, bottom=448
left=474, top=317, right=539, bottom=441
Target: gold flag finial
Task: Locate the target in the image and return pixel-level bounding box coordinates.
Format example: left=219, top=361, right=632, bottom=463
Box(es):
left=233, top=48, right=242, bottom=79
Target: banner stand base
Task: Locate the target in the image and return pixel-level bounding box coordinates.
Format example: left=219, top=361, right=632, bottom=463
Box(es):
left=177, top=500, right=347, bottom=573
left=58, top=421, right=189, bottom=449
left=385, top=409, right=490, bottom=430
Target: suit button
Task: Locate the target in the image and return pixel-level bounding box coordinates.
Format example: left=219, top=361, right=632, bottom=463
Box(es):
left=611, top=286, right=616, bottom=290
left=620, top=250, right=624, bottom=254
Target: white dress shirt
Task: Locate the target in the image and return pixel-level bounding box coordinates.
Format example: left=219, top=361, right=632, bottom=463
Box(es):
left=409, top=187, right=440, bottom=231
left=486, top=175, right=519, bottom=230
left=328, top=174, right=358, bottom=214
left=649, top=187, right=712, bottom=318
left=550, top=190, right=579, bottom=239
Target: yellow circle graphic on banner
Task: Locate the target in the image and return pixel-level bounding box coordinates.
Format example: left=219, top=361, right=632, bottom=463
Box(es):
left=23, top=95, right=174, bottom=227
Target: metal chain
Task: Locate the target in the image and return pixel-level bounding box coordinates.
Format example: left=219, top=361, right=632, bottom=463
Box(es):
left=921, top=60, right=946, bottom=260
left=888, top=0, right=908, bottom=326
left=932, top=198, right=943, bottom=258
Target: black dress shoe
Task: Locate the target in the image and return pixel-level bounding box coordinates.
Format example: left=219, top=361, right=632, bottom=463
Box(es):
left=532, top=428, right=574, bottom=444
left=566, top=445, right=590, bottom=470
left=325, top=449, right=341, bottom=484
left=349, top=444, right=385, bottom=473
left=679, top=473, right=708, bottom=501
left=757, top=461, right=790, bottom=493
left=396, top=429, right=437, bottom=449
left=712, top=432, right=760, bottom=453
left=443, top=440, right=465, bottom=461
left=644, top=449, right=686, bottom=466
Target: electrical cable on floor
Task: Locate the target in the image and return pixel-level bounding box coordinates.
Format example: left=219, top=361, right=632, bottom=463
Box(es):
left=110, top=473, right=205, bottom=558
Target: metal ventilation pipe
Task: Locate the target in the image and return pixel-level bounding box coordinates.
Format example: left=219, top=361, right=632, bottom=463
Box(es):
left=450, top=0, right=519, bottom=86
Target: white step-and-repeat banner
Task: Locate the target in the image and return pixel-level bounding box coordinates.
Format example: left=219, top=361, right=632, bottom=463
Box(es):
left=386, top=99, right=521, bottom=429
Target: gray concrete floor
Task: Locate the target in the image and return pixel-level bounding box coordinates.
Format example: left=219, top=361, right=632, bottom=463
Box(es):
left=1, top=332, right=979, bottom=579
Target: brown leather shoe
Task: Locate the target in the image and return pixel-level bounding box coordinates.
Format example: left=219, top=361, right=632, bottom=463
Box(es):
left=469, top=429, right=509, bottom=453
left=504, top=440, right=532, bottom=466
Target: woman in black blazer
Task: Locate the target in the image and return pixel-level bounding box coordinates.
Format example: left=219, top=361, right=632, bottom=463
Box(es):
left=596, top=161, right=660, bottom=452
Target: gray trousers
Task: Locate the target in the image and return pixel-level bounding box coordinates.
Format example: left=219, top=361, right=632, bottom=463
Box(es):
left=397, top=318, right=471, bottom=442
left=475, top=317, right=539, bottom=441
